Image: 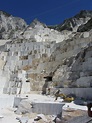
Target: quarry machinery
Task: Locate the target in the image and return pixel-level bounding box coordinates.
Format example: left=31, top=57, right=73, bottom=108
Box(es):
left=54, top=90, right=75, bottom=102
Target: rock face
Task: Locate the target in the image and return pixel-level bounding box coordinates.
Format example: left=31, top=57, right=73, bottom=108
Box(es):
left=52, top=10, right=92, bottom=32
left=0, top=11, right=27, bottom=39
left=77, top=18, right=92, bottom=32
left=0, top=10, right=92, bottom=94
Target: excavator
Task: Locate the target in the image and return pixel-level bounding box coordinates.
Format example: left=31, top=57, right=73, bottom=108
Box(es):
left=61, top=93, right=74, bottom=102
left=54, top=90, right=75, bottom=102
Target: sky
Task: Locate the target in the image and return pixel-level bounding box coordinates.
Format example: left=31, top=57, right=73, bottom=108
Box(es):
left=0, top=0, right=92, bottom=25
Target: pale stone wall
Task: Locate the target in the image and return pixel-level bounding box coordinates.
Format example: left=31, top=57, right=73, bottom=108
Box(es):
left=59, top=88, right=92, bottom=99
left=1, top=40, right=56, bottom=94
left=0, top=31, right=92, bottom=94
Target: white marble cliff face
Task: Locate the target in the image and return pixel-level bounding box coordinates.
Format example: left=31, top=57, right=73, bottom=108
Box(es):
left=0, top=10, right=92, bottom=94
left=0, top=11, right=27, bottom=39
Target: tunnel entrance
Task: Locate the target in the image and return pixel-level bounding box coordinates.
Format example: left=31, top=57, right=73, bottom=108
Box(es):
left=42, top=76, right=52, bottom=95
left=44, top=76, right=52, bottom=81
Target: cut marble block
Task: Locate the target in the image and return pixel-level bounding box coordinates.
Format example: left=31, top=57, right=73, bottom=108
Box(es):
left=32, top=102, right=64, bottom=115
